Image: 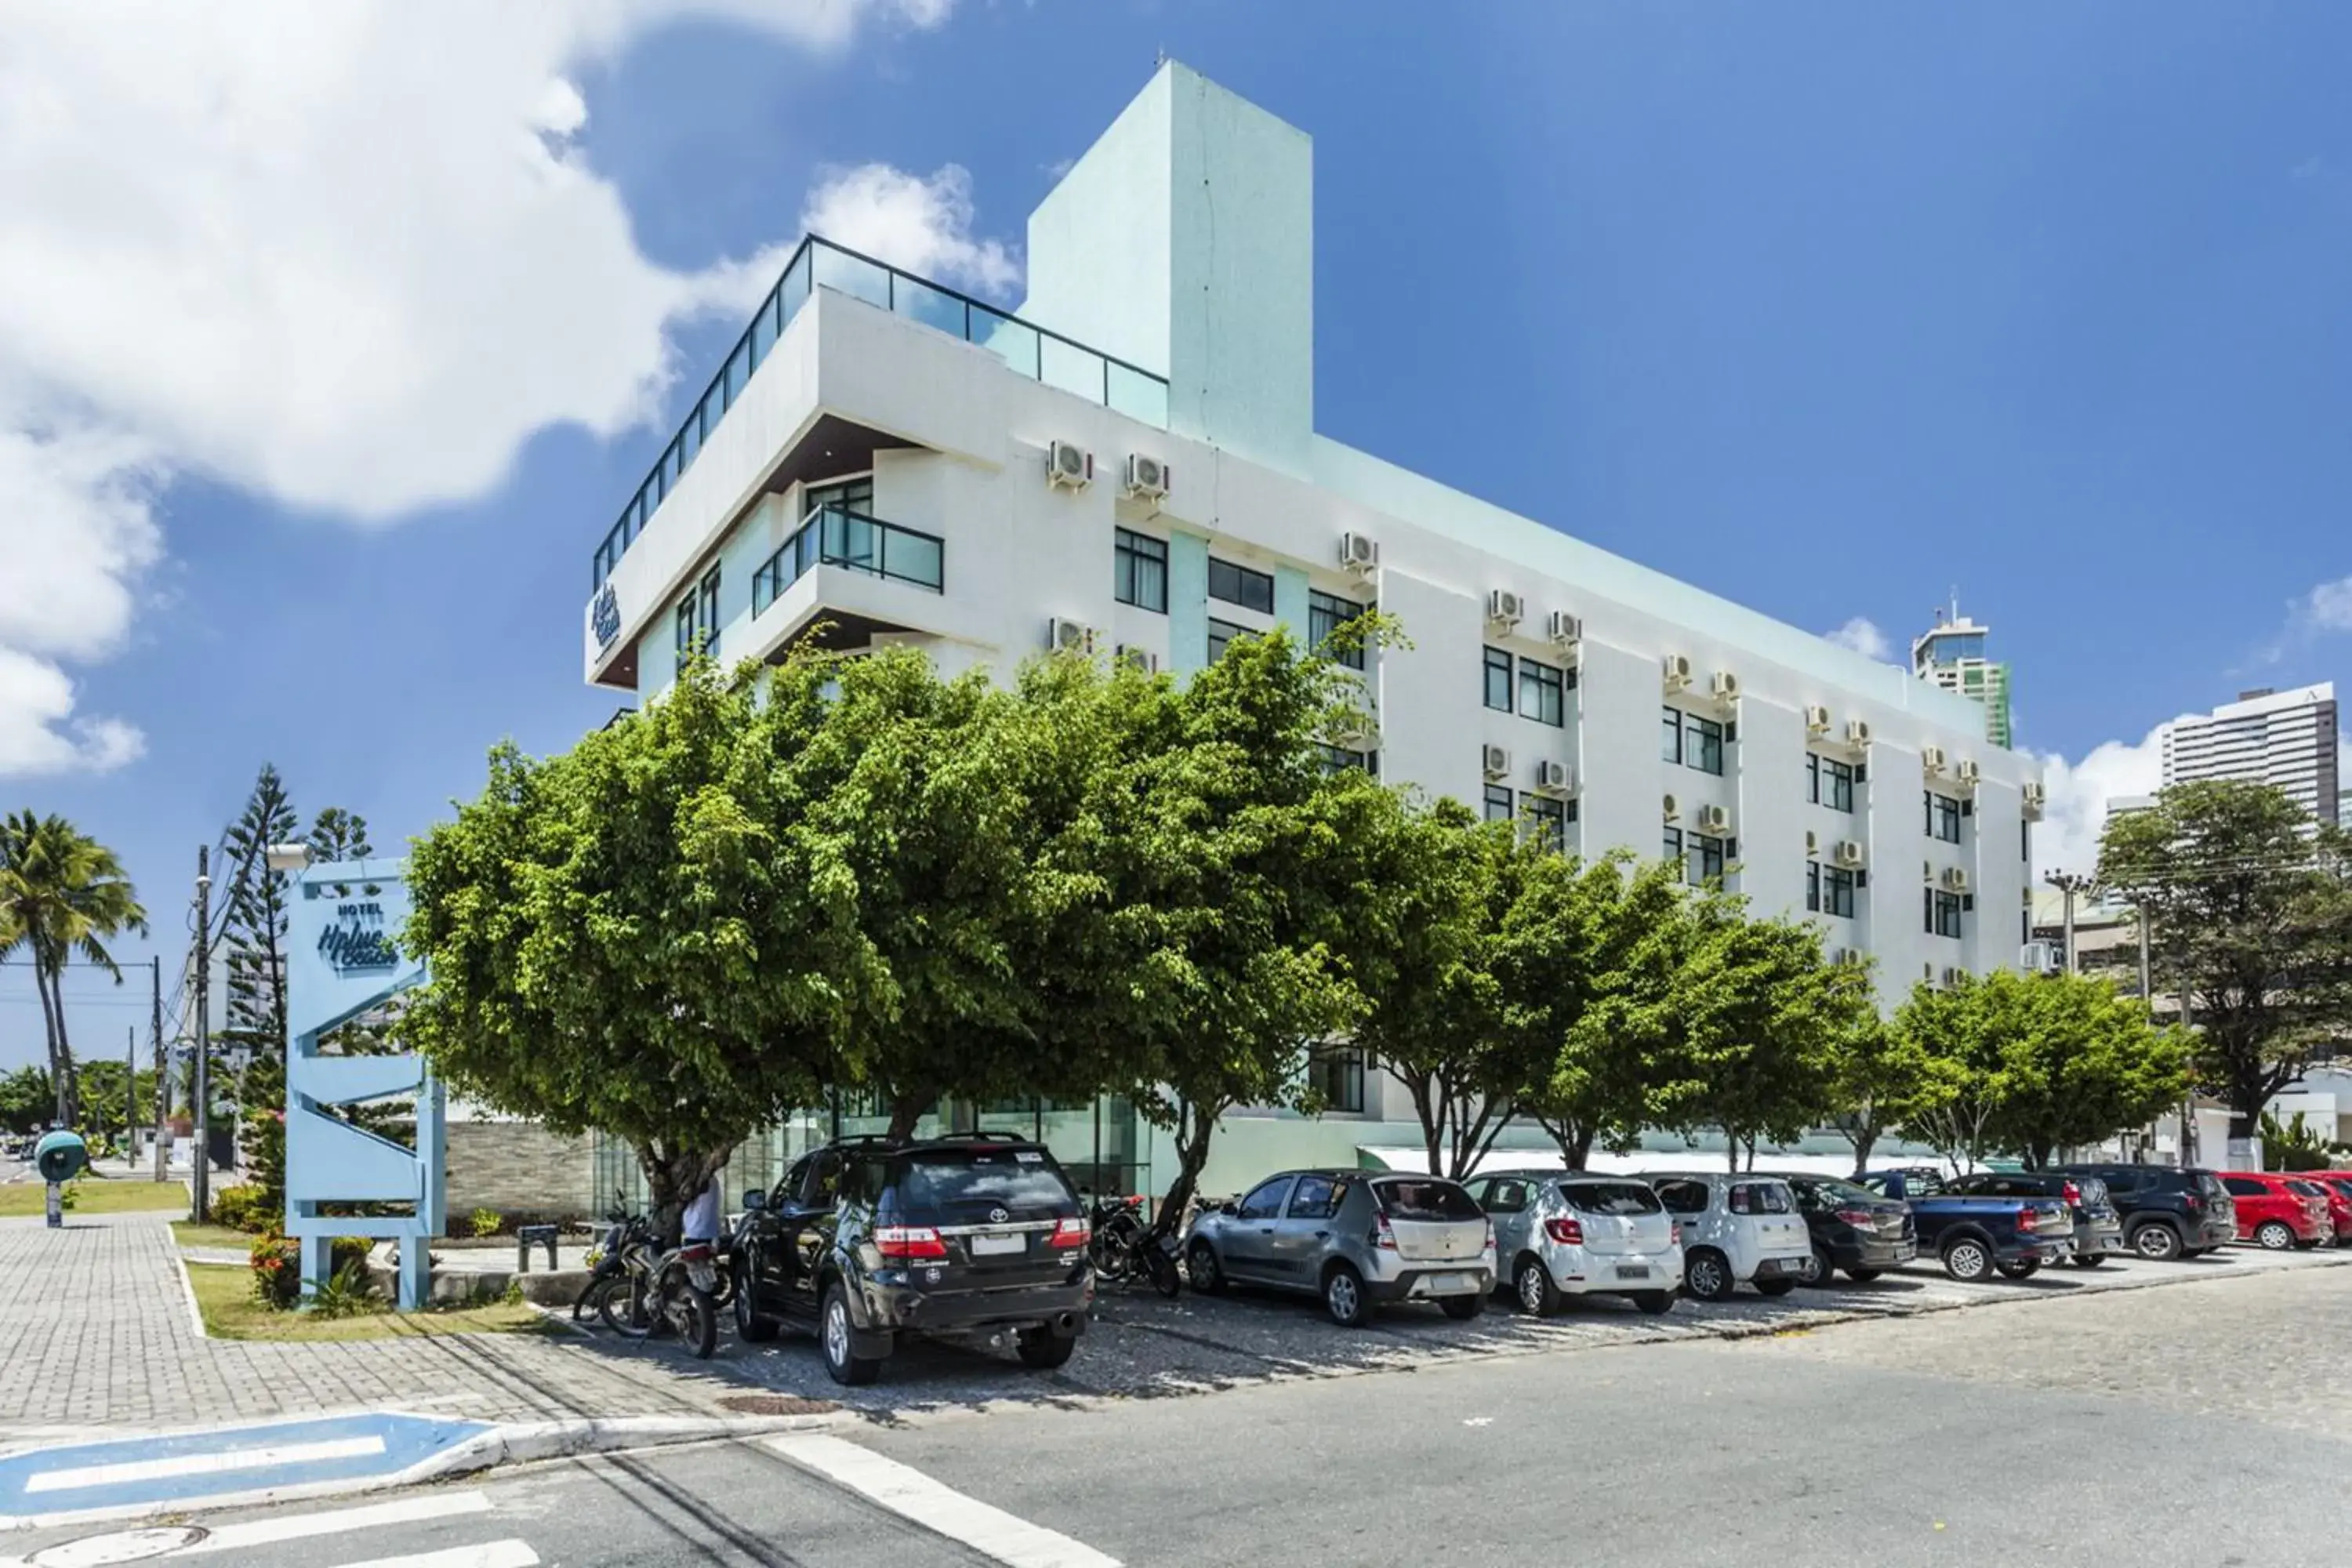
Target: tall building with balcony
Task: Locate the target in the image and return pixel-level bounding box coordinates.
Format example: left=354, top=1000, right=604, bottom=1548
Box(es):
left=1911, top=602, right=2013, bottom=748
left=579, top=62, right=2042, bottom=1005
left=2161, top=684, right=2340, bottom=826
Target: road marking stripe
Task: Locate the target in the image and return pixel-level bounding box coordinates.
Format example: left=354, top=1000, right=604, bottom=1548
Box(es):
left=179, top=1490, right=494, bottom=1554
left=322, top=1543, right=535, bottom=1568
left=768, top=1434, right=1119, bottom=1567
left=24, top=1436, right=387, bottom=1494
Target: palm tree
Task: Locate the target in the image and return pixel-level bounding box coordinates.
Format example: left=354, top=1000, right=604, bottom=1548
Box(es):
left=0, top=812, right=150, bottom=1126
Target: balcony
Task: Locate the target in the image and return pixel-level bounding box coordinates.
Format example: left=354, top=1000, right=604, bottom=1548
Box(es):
left=591, top=235, right=1169, bottom=590
left=753, top=505, right=945, bottom=616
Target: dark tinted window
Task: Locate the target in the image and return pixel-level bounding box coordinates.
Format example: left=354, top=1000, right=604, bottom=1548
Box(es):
left=1560, top=1181, right=1663, bottom=1217
left=1653, top=1180, right=1710, bottom=1215
left=1372, top=1178, right=1482, bottom=1221
left=1207, top=557, right=1274, bottom=613
left=2288, top=1181, right=2329, bottom=1198
left=1237, top=1176, right=1295, bottom=1221
left=1287, top=1174, right=1344, bottom=1220
left=2223, top=1176, right=2266, bottom=1196
left=899, top=1149, right=1076, bottom=1218
left=1793, top=1176, right=1879, bottom=1210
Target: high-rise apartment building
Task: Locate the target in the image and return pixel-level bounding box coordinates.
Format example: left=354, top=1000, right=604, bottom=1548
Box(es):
left=578, top=63, right=2043, bottom=1000
left=1912, top=602, right=2013, bottom=748
left=2161, top=684, right=2339, bottom=825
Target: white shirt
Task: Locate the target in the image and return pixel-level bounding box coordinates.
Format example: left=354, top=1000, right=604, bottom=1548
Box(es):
left=681, top=1184, right=720, bottom=1243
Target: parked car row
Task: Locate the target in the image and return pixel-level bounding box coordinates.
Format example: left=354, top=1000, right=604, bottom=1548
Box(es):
left=701, top=1129, right=2343, bottom=1386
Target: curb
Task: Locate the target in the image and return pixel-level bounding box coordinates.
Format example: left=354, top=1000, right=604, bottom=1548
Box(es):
left=0, top=1412, right=844, bottom=1534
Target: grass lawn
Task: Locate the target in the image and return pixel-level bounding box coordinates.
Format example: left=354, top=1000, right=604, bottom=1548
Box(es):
left=0, top=1180, right=187, bottom=1218
left=184, top=1263, right=553, bottom=1342
left=172, top=1220, right=261, bottom=1252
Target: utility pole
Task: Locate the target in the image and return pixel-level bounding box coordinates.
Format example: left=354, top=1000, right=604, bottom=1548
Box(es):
left=192, top=845, right=213, bottom=1222
left=125, top=1026, right=136, bottom=1157
left=2045, top=870, right=2096, bottom=975
left=151, top=956, right=168, bottom=1182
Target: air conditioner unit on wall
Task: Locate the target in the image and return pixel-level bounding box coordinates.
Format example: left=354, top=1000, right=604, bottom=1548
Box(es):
left=1696, top=804, right=1730, bottom=833
left=1534, top=759, right=1573, bottom=793
left=1942, top=967, right=1968, bottom=988
left=1804, top=704, right=1831, bottom=735
left=1846, top=718, right=1872, bottom=749
left=1047, top=617, right=1094, bottom=653
left=1663, top=653, right=1693, bottom=691
left=1483, top=744, right=1512, bottom=779
left=1942, top=866, right=1972, bottom=894
left=1339, top=532, right=1379, bottom=575
left=2022, top=781, right=2047, bottom=819
left=1487, top=590, right=1525, bottom=629
left=1834, top=840, right=1865, bottom=869
left=1955, top=759, right=1981, bottom=788
left=1805, top=830, right=1819, bottom=857
left=1922, top=745, right=1948, bottom=775
left=1662, top=793, right=1681, bottom=822
left=1832, top=947, right=1864, bottom=967
left=1123, top=452, right=1170, bottom=502
left=2019, top=941, right=2058, bottom=975
left=1548, top=611, right=1583, bottom=647
left=1710, top=670, right=1740, bottom=702
left=1047, top=440, right=1092, bottom=489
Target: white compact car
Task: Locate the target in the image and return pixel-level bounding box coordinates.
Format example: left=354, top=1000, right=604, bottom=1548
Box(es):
left=1466, top=1171, right=1682, bottom=1315
left=1644, top=1172, right=1814, bottom=1301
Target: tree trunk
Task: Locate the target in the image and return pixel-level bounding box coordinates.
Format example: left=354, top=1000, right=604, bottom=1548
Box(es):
left=885, top=1090, right=935, bottom=1142
left=637, top=1141, right=732, bottom=1246
left=1846, top=1123, right=1878, bottom=1179
left=40, top=964, right=78, bottom=1127
left=1545, top=1121, right=1595, bottom=1171
left=1150, top=1096, right=1230, bottom=1243
left=32, top=960, right=63, bottom=1124
left=1725, top=1127, right=1741, bottom=1173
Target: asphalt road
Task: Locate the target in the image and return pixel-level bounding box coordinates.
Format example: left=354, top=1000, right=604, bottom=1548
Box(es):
left=14, top=1260, right=2347, bottom=1566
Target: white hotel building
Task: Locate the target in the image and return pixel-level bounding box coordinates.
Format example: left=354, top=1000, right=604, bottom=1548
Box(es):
left=581, top=64, right=2043, bottom=1043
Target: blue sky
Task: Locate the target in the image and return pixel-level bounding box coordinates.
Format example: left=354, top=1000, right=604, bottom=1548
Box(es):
left=2, top=2, right=2347, bottom=1071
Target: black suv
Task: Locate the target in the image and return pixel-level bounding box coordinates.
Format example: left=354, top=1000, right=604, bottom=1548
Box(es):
left=731, top=1134, right=1095, bottom=1385
left=2051, top=1163, right=2235, bottom=1261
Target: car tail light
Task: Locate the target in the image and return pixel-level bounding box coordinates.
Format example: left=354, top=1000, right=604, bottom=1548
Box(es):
left=1671, top=1222, right=1682, bottom=1245
left=1051, top=1217, right=1091, bottom=1250
left=1483, top=1219, right=1496, bottom=1253
left=1835, top=1208, right=1876, bottom=1228
left=1544, top=1218, right=1585, bottom=1245
left=873, top=1225, right=948, bottom=1261
left=2183, top=1193, right=2202, bottom=1211
left=1370, top=1215, right=1398, bottom=1250
left=2061, top=1181, right=2082, bottom=1208
left=2016, top=1207, right=2037, bottom=1232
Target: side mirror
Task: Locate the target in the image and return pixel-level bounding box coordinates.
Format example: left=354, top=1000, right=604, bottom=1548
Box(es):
left=742, top=1189, right=764, bottom=1211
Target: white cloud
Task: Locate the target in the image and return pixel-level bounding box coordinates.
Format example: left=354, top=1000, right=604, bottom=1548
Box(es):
left=1823, top=617, right=1894, bottom=663
left=2030, top=717, right=2188, bottom=880
left=0, top=0, right=960, bottom=775
left=2299, top=575, right=2352, bottom=634
left=802, top=162, right=1021, bottom=296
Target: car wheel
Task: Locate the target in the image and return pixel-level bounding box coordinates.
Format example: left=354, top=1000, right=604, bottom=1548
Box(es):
left=1942, top=1237, right=1993, bottom=1283
left=1323, top=1262, right=1369, bottom=1327
left=1994, top=1258, right=2040, bottom=1280
left=1515, top=1256, right=1561, bottom=1317
left=1798, top=1244, right=1833, bottom=1287
left=1634, top=1290, right=1675, bottom=1316
left=1014, top=1326, right=1078, bottom=1370
left=1752, top=1276, right=1796, bottom=1298
left=1683, top=1249, right=1733, bottom=1302
left=1440, top=1292, right=1483, bottom=1322
left=1186, top=1239, right=1226, bottom=1294
left=733, top=1272, right=779, bottom=1342
left=2256, top=1220, right=2296, bottom=1251
left=1845, top=1269, right=1883, bottom=1283
left=2069, top=1254, right=2107, bottom=1269
left=820, top=1284, right=880, bottom=1387
left=2129, top=1221, right=2183, bottom=1261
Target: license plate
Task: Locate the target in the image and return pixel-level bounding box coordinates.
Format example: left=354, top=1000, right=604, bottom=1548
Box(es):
left=1615, top=1265, right=1651, bottom=1280
left=687, top=1261, right=717, bottom=1291
left=1428, top=1272, right=1473, bottom=1294
left=1761, top=1257, right=1798, bottom=1276
left=1895, top=1245, right=1916, bottom=1262
left=971, top=1233, right=1025, bottom=1257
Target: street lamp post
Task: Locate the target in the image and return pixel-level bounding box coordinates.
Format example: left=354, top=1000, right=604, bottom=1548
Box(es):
left=2045, top=871, right=2096, bottom=976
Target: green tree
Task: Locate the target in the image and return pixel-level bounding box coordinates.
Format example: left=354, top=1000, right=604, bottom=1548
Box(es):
left=2258, top=1109, right=2333, bottom=1172
left=0, top=811, right=149, bottom=1125
left=1981, top=971, right=2191, bottom=1167
left=2098, top=781, right=2352, bottom=1139
left=1497, top=854, right=1690, bottom=1170
left=1821, top=976, right=1941, bottom=1178
left=77, top=1059, right=160, bottom=1145
left=1889, top=979, right=1999, bottom=1170
left=0, top=1065, right=51, bottom=1134
left=220, top=766, right=297, bottom=1099
left=403, top=653, right=878, bottom=1233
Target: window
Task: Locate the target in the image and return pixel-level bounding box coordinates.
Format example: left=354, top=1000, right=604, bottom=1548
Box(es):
left=1484, top=784, right=1515, bottom=824
left=675, top=564, right=721, bottom=661
left=1309, top=589, right=1366, bottom=670
left=1236, top=1176, right=1294, bottom=1221
left=1926, top=791, right=1962, bottom=844
left=1926, top=888, right=1963, bottom=938
left=1485, top=647, right=1514, bottom=712
left=804, top=475, right=873, bottom=517
left=1370, top=1178, right=1482, bottom=1221
left=2223, top=1176, right=2266, bottom=1198
left=1317, top=745, right=1378, bottom=775
left=1518, top=659, right=1566, bottom=726
left=1561, top=1181, right=1663, bottom=1216
left=1653, top=1179, right=1709, bottom=1216
left=2022, top=821, right=2031, bottom=863
left=1688, top=833, right=1726, bottom=886
left=1808, top=754, right=1855, bottom=812
left=1821, top=865, right=1857, bottom=919
left=1729, top=1181, right=1795, bottom=1215
left=1207, top=617, right=1249, bottom=662
left=1684, top=712, right=1725, bottom=775
left=1307, top=1047, right=1366, bottom=1114
left=1114, top=529, right=1168, bottom=612
left=1661, top=706, right=1683, bottom=764
left=1663, top=826, right=1683, bottom=865
left=1807, top=861, right=1820, bottom=913
left=1287, top=1174, right=1345, bottom=1219
left=1481, top=1179, right=1530, bottom=1214
left=1207, top=556, right=1274, bottom=613
left=1524, top=794, right=1567, bottom=853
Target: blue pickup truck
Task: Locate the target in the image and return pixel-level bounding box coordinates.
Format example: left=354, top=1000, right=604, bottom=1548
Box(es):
left=1860, top=1169, right=2073, bottom=1282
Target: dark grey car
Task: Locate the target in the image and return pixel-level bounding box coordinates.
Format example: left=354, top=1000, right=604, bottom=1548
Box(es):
left=1186, top=1170, right=1496, bottom=1327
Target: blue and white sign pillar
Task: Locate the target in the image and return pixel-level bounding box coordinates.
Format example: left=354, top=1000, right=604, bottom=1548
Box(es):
left=283, top=858, right=443, bottom=1311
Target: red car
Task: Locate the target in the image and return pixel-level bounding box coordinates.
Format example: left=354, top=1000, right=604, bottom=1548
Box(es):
left=2290, top=1171, right=2352, bottom=1246
left=2220, top=1172, right=2332, bottom=1249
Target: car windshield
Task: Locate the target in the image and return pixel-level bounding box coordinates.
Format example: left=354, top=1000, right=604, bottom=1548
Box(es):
left=1559, top=1181, right=1663, bottom=1216
left=1798, top=1177, right=1880, bottom=1207
left=1730, top=1181, right=1795, bottom=1214
left=1373, top=1178, right=1482, bottom=1221
left=899, top=1150, right=1076, bottom=1217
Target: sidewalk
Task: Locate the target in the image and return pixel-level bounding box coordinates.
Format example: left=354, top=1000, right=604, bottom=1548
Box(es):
left=0, top=1214, right=734, bottom=1445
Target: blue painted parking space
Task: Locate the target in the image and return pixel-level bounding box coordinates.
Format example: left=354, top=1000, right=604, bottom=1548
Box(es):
left=0, top=1410, right=487, bottom=1523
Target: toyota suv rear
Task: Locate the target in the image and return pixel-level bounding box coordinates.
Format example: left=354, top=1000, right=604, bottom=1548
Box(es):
left=732, top=1134, right=1094, bottom=1385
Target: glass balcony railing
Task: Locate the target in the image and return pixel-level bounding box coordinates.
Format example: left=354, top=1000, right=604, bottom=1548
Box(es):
left=592, top=235, right=1169, bottom=590
left=751, top=504, right=946, bottom=615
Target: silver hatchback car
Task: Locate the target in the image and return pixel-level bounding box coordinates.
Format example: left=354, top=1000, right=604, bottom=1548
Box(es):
left=1186, top=1170, right=1496, bottom=1327
left=1466, top=1170, right=1682, bottom=1316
